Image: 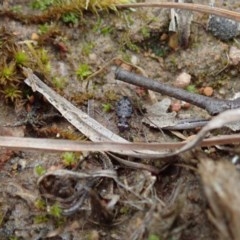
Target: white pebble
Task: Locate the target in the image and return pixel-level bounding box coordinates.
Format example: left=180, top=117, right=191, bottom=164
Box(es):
left=229, top=46, right=240, bottom=65
left=173, top=72, right=191, bottom=88
left=89, top=53, right=97, bottom=61
left=131, top=55, right=139, bottom=65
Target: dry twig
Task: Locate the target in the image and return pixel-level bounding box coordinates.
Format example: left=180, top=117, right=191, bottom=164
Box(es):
left=115, top=68, right=240, bottom=116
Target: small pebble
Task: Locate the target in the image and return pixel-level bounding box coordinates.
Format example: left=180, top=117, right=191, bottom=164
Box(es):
left=131, top=55, right=139, bottom=65
left=230, top=69, right=238, bottom=77
left=103, top=44, right=113, bottom=53
left=229, top=46, right=240, bottom=65
left=171, top=101, right=181, bottom=112
left=181, top=101, right=191, bottom=109
left=219, top=87, right=226, bottom=95
left=160, top=33, right=168, bottom=41
left=203, top=86, right=213, bottom=96
left=173, top=72, right=191, bottom=88
left=18, top=159, right=27, bottom=170
left=31, top=32, right=39, bottom=41
left=89, top=53, right=97, bottom=61
left=231, top=92, right=240, bottom=100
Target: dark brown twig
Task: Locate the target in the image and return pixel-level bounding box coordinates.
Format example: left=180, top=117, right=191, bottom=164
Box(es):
left=115, top=68, right=240, bottom=116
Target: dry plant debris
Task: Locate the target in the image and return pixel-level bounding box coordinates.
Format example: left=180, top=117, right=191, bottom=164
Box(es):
left=1, top=1, right=240, bottom=239
left=115, top=68, right=240, bottom=116
left=199, top=157, right=240, bottom=240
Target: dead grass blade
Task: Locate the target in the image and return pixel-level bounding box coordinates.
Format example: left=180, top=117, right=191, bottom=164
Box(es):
left=117, top=2, right=240, bottom=21
left=1, top=132, right=240, bottom=158
left=199, top=157, right=240, bottom=240
left=165, top=109, right=240, bottom=157
left=37, top=168, right=118, bottom=216
left=23, top=68, right=127, bottom=143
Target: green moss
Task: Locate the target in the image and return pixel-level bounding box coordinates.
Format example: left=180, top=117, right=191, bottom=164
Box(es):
left=82, top=42, right=95, bottom=56
left=30, top=0, right=55, bottom=11
left=148, top=234, right=161, bottom=240
left=49, top=203, right=62, bottom=218
left=122, top=11, right=134, bottom=26
left=38, top=49, right=50, bottom=66
left=9, top=237, right=20, bottom=240
left=15, top=51, right=29, bottom=65
left=121, top=52, right=131, bottom=62
left=62, top=152, right=78, bottom=167
left=34, top=165, right=47, bottom=176
left=4, top=0, right=134, bottom=25
left=71, top=91, right=94, bottom=104
left=0, top=27, right=25, bottom=102
left=38, top=23, right=51, bottom=35
left=34, top=198, right=46, bottom=210
left=76, top=63, right=92, bottom=80
left=1, top=86, right=22, bottom=102
left=101, top=26, right=113, bottom=35
left=186, top=84, right=197, bottom=93
left=140, top=26, right=150, bottom=38
left=61, top=12, right=79, bottom=25
left=11, top=5, right=22, bottom=13
left=121, top=32, right=140, bottom=53
left=25, top=41, right=51, bottom=75
left=102, top=103, right=112, bottom=112
left=1, top=63, right=15, bottom=80
left=104, top=90, right=118, bottom=101
left=34, top=214, right=49, bottom=224
left=52, top=77, right=67, bottom=90
left=119, top=206, right=130, bottom=214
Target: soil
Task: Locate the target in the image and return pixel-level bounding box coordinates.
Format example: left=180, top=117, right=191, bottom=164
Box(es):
left=0, top=1, right=240, bottom=240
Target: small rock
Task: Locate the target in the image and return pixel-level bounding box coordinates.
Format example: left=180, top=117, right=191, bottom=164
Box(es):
left=174, top=72, right=191, bottom=88
left=203, top=86, right=213, bottom=96
left=31, top=32, right=39, bottom=41
left=229, top=46, right=240, bottom=65
left=171, top=101, right=181, bottom=112
left=230, top=69, right=238, bottom=76
left=89, top=53, right=97, bottom=61
left=207, top=16, right=240, bottom=41
left=219, top=87, right=226, bottom=95
left=160, top=33, right=168, bottom=41
left=131, top=55, right=139, bottom=65
left=17, top=159, right=27, bottom=170
left=181, top=101, right=191, bottom=109
left=103, top=43, right=113, bottom=53
left=231, top=92, right=240, bottom=100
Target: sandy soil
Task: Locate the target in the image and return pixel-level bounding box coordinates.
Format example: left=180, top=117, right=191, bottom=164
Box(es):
left=0, top=1, right=240, bottom=239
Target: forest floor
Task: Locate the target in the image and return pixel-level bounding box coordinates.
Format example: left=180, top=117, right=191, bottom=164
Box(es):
left=1, top=0, right=240, bottom=239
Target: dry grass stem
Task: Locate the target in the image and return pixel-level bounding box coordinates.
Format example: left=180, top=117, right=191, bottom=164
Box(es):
left=199, top=158, right=240, bottom=240
left=117, top=2, right=240, bottom=21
